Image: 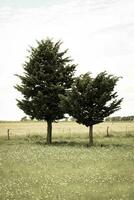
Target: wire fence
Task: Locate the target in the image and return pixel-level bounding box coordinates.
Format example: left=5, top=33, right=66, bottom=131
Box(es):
left=0, top=121, right=134, bottom=140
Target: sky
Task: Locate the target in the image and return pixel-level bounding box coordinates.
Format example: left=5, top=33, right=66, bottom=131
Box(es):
left=0, top=0, right=134, bottom=120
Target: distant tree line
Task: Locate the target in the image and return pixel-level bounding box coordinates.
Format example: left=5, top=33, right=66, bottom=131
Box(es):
left=105, top=116, right=134, bottom=122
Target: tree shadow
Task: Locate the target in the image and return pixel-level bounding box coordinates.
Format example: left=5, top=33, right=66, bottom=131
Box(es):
left=97, top=143, right=134, bottom=148
left=35, top=139, right=134, bottom=149
left=124, top=133, right=134, bottom=138
left=2, top=134, right=133, bottom=149
left=36, top=140, right=88, bottom=148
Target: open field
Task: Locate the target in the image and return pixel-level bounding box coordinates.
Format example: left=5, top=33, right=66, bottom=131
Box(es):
left=0, top=121, right=134, bottom=199
left=0, top=121, right=134, bottom=140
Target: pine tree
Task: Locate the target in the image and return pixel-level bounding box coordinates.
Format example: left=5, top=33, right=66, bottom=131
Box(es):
left=61, top=71, right=123, bottom=146
left=15, top=39, right=76, bottom=144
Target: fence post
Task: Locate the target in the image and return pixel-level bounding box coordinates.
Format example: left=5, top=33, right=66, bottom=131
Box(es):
left=7, top=129, right=10, bottom=140
left=106, top=126, right=110, bottom=137
left=126, top=126, right=128, bottom=135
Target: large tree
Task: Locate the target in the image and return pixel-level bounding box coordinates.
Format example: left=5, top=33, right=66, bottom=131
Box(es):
left=15, top=38, right=76, bottom=144
left=61, top=71, right=123, bottom=146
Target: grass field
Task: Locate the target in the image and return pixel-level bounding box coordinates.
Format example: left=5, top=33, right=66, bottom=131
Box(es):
left=0, top=121, right=134, bottom=200
left=1, top=121, right=134, bottom=139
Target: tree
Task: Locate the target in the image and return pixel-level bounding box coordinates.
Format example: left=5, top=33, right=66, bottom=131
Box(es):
left=15, top=38, right=76, bottom=144
left=61, top=71, right=123, bottom=146
left=21, top=116, right=28, bottom=121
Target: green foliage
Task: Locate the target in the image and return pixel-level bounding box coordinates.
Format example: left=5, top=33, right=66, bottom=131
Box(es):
left=15, top=38, right=76, bottom=144
left=15, top=38, right=76, bottom=122
left=61, top=71, right=123, bottom=127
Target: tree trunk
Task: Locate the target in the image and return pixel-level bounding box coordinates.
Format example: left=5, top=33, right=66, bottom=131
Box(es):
left=47, top=120, right=52, bottom=144
left=89, top=125, right=93, bottom=146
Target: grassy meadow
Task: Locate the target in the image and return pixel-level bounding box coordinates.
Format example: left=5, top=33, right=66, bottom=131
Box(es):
left=0, top=121, right=134, bottom=199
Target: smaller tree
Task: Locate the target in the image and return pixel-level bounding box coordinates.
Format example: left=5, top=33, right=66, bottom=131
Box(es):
left=61, top=71, right=123, bottom=146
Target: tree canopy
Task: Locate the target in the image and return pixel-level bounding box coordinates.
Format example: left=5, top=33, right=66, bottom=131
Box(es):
left=15, top=38, right=76, bottom=144
left=61, top=71, right=123, bottom=146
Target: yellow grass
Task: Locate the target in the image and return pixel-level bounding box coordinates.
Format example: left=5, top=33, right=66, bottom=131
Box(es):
left=0, top=121, right=134, bottom=138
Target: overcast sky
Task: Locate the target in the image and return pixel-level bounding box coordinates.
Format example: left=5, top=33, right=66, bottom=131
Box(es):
left=0, top=0, right=134, bottom=120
